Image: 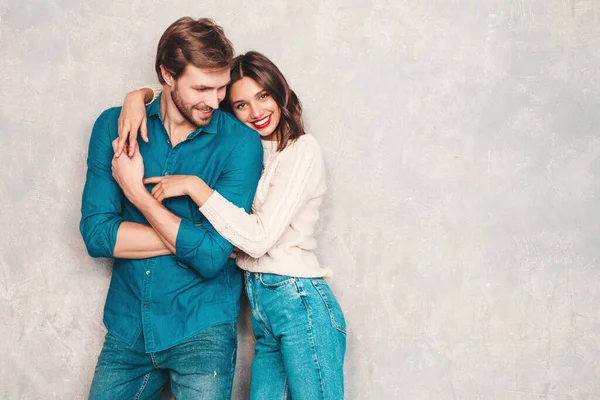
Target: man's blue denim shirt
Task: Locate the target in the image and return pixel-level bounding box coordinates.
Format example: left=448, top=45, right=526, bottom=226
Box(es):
left=80, top=95, right=263, bottom=352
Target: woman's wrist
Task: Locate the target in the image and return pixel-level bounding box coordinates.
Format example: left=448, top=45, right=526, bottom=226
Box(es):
left=141, top=87, right=155, bottom=104
left=127, top=88, right=154, bottom=104
left=188, top=176, right=214, bottom=207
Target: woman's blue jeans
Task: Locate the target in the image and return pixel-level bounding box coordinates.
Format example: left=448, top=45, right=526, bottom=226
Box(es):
left=245, top=272, right=347, bottom=400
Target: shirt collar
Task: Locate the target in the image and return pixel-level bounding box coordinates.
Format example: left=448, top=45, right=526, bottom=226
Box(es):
left=148, top=93, right=219, bottom=136
left=147, top=93, right=162, bottom=117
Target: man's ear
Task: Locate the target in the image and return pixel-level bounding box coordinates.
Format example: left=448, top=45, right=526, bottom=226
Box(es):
left=160, top=65, right=175, bottom=88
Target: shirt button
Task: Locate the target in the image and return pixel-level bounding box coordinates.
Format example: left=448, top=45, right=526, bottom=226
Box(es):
left=165, top=172, right=170, bottom=176
left=146, top=270, right=151, bottom=275
left=144, top=304, right=149, bottom=309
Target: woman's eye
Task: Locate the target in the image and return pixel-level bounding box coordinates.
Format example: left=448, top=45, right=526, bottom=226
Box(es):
left=259, top=93, right=269, bottom=100
left=236, top=103, right=246, bottom=110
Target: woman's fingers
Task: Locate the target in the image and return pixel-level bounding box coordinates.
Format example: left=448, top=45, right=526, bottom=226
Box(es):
left=143, top=176, right=164, bottom=185
left=140, top=117, right=149, bottom=143
left=115, top=121, right=130, bottom=158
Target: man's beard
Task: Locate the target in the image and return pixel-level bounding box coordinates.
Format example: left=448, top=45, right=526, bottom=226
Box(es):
left=171, top=83, right=214, bottom=128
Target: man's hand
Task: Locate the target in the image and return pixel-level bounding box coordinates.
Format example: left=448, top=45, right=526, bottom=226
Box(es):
left=111, top=139, right=145, bottom=199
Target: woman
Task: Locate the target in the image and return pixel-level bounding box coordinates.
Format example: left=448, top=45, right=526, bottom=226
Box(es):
left=118, top=51, right=346, bottom=399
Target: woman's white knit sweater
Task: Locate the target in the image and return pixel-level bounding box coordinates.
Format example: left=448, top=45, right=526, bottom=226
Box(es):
left=200, top=134, right=332, bottom=278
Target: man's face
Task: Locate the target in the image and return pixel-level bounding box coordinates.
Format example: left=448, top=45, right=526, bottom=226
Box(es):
left=169, top=65, right=231, bottom=127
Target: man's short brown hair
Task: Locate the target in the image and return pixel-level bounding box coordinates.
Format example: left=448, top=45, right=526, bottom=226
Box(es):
left=155, top=17, right=234, bottom=84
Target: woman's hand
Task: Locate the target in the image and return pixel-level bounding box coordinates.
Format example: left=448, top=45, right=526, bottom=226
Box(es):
left=229, top=247, right=240, bottom=259
left=143, top=175, right=205, bottom=203
left=116, top=88, right=153, bottom=158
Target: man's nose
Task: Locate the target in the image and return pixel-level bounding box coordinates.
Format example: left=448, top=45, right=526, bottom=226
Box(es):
left=205, top=91, right=220, bottom=110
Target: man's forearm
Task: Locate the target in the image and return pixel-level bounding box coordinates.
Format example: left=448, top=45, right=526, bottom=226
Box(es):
left=114, top=221, right=173, bottom=259
left=127, top=189, right=181, bottom=253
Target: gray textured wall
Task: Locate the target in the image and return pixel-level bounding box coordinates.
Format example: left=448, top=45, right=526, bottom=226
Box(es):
left=1, top=0, right=599, bottom=398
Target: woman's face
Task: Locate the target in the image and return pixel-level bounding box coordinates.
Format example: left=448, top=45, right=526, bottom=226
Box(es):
left=229, top=77, right=281, bottom=141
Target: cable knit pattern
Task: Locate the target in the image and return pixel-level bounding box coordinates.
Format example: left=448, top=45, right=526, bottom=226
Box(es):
left=200, top=134, right=332, bottom=278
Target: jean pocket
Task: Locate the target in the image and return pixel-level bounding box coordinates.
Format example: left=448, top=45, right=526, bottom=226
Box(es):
left=311, top=280, right=347, bottom=334
left=258, top=273, right=296, bottom=288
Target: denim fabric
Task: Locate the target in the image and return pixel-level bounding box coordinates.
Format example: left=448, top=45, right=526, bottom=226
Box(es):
left=245, top=273, right=347, bottom=400
left=89, top=322, right=237, bottom=400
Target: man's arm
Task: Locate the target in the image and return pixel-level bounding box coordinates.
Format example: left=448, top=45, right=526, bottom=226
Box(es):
left=113, top=222, right=171, bottom=258
left=116, top=133, right=263, bottom=278
left=80, top=108, right=171, bottom=259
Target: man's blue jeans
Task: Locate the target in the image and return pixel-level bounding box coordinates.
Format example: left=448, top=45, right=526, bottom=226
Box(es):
left=245, top=273, right=347, bottom=400
left=88, top=322, right=237, bottom=399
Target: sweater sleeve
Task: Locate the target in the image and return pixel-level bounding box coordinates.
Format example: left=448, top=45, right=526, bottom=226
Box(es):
left=199, top=138, right=323, bottom=258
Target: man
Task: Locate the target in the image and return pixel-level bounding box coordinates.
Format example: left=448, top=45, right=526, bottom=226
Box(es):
left=80, top=17, right=263, bottom=399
